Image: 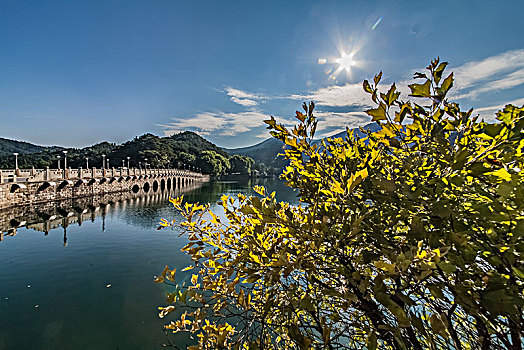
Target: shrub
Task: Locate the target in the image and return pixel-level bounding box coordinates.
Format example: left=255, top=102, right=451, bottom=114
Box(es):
left=156, top=58, right=524, bottom=349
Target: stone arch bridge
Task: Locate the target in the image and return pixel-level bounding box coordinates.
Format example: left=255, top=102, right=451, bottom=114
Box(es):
left=0, top=167, right=209, bottom=210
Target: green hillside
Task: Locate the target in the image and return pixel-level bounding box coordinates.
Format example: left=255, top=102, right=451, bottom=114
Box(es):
left=0, top=137, right=62, bottom=157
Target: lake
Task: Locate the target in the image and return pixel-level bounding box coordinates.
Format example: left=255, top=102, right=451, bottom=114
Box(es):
left=0, top=178, right=297, bottom=350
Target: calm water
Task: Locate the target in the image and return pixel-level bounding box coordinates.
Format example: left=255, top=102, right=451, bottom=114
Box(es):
left=0, top=178, right=297, bottom=350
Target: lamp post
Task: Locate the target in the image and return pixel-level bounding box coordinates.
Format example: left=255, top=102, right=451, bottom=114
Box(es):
left=86, top=157, right=89, bottom=168
left=144, top=158, right=148, bottom=170
left=13, top=153, right=18, bottom=171
left=57, top=155, right=61, bottom=170
left=107, top=158, right=110, bottom=168
left=139, top=161, right=142, bottom=169
left=127, top=156, right=130, bottom=168
left=63, top=150, right=68, bottom=169
left=122, top=159, right=125, bottom=168
left=102, top=154, right=106, bottom=169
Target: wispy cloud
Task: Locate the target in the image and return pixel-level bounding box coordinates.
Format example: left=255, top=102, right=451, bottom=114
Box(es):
left=451, top=49, right=524, bottom=100
left=224, top=87, right=269, bottom=107
left=288, top=83, right=371, bottom=108
left=313, top=111, right=371, bottom=137
left=159, top=110, right=275, bottom=137
left=474, top=97, right=524, bottom=122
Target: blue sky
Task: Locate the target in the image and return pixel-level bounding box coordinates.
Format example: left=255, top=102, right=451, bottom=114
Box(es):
left=0, top=0, right=523, bottom=148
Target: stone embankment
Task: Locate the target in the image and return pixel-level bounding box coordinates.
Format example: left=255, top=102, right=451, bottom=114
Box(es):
left=0, top=167, right=209, bottom=210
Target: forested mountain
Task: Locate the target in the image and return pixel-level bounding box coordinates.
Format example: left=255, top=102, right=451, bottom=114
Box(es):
left=0, top=132, right=252, bottom=176
left=0, top=137, right=62, bottom=157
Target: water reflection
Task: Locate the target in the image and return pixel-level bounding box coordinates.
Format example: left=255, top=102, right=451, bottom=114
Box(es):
left=0, top=178, right=297, bottom=349
left=0, top=178, right=298, bottom=245
left=0, top=182, right=204, bottom=243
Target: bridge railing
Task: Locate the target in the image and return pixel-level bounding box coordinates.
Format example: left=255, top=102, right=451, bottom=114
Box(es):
left=0, top=168, right=205, bottom=183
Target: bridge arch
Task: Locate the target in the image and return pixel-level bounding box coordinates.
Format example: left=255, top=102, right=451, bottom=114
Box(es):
left=166, top=178, right=171, bottom=190
left=132, top=184, right=140, bottom=193
left=88, top=178, right=99, bottom=186
left=152, top=180, right=159, bottom=192
left=58, top=180, right=74, bottom=191
left=74, top=179, right=87, bottom=187
left=37, top=181, right=56, bottom=192
left=10, top=183, right=27, bottom=193
left=143, top=182, right=150, bottom=193
left=160, top=179, right=166, bottom=191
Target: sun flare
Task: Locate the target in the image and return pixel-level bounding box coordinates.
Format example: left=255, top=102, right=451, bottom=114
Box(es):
left=336, top=53, right=355, bottom=72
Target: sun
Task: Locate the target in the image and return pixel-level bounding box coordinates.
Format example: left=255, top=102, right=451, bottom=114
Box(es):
left=336, top=52, right=355, bottom=72
left=318, top=48, right=362, bottom=81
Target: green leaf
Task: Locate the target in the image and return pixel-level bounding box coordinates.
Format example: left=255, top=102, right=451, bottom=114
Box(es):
left=433, top=61, right=448, bottom=84
left=394, top=104, right=410, bottom=123
left=374, top=71, right=382, bottom=85
left=481, top=290, right=518, bottom=315
left=366, top=102, right=387, bottom=121
left=363, top=80, right=373, bottom=93
left=382, top=83, right=400, bottom=106
left=439, top=72, right=453, bottom=96
left=409, top=79, right=431, bottom=98
left=295, top=111, right=306, bottom=123
left=366, top=331, right=378, bottom=350
left=429, top=314, right=449, bottom=338
left=486, top=168, right=512, bottom=182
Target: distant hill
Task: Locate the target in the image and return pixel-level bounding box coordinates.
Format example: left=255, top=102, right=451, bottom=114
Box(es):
left=225, top=123, right=381, bottom=171
left=225, top=138, right=288, bottom=170
left=0, top=137, right=63, bottom=157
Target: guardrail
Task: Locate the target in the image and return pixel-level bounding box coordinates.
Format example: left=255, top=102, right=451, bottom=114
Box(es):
left=0, top=168, right=202, bottom=184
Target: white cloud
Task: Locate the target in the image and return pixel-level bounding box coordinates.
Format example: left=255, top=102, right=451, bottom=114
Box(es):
left=289, top=83, right=371, bottom=108
left=224, top=87, right=269, bottom=107
left=451, top=49, right=524, bottom=100
left=313, top=111, right=371, bottom=137
left=159, top=110, right=276, bottom=137
left=474, top=97, right=524, bottom=122
left=230, top=96, right=259, bottom=107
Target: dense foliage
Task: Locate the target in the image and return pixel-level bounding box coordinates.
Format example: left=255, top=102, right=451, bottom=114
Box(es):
left=0, top=131, right=254, bottom=176
left=0, top=137, right=62, bottom=158
left=157, top=59, right=524, bottom=349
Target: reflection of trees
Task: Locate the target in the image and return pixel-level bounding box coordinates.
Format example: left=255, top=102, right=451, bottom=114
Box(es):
left=0, top=184, right=205, bottom=243
left=0, top=179, right=297, bottom=244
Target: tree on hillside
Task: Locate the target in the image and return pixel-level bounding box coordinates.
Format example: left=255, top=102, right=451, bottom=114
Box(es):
left=157, top=58, right=524, bottom=349
left=230, top=155, right=255, bottom=175
left=198, top=150, right=231, bottom=176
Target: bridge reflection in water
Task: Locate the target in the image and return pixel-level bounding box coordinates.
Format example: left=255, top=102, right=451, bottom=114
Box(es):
left=0, top=180, right=204, bottom=244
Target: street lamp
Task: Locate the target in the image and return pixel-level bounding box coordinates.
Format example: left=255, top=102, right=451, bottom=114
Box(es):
left=63, top=150, right=68, bottom=169
left=127, top=156, right=130, bottom=168
left=13, top=153, right=18, bottom=170
left=86, top=157, right=89, bottom=168
left=102, top=154, right=106, bottom=169
left=144, top=159, right=148, bottom=170
left=139, top=161, right=142, bottom=169
left=107, top=158, right=110, bottom=168
left=57, top=155, right=61, bottom=170
left=122, top=159, right=125, bottom=168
